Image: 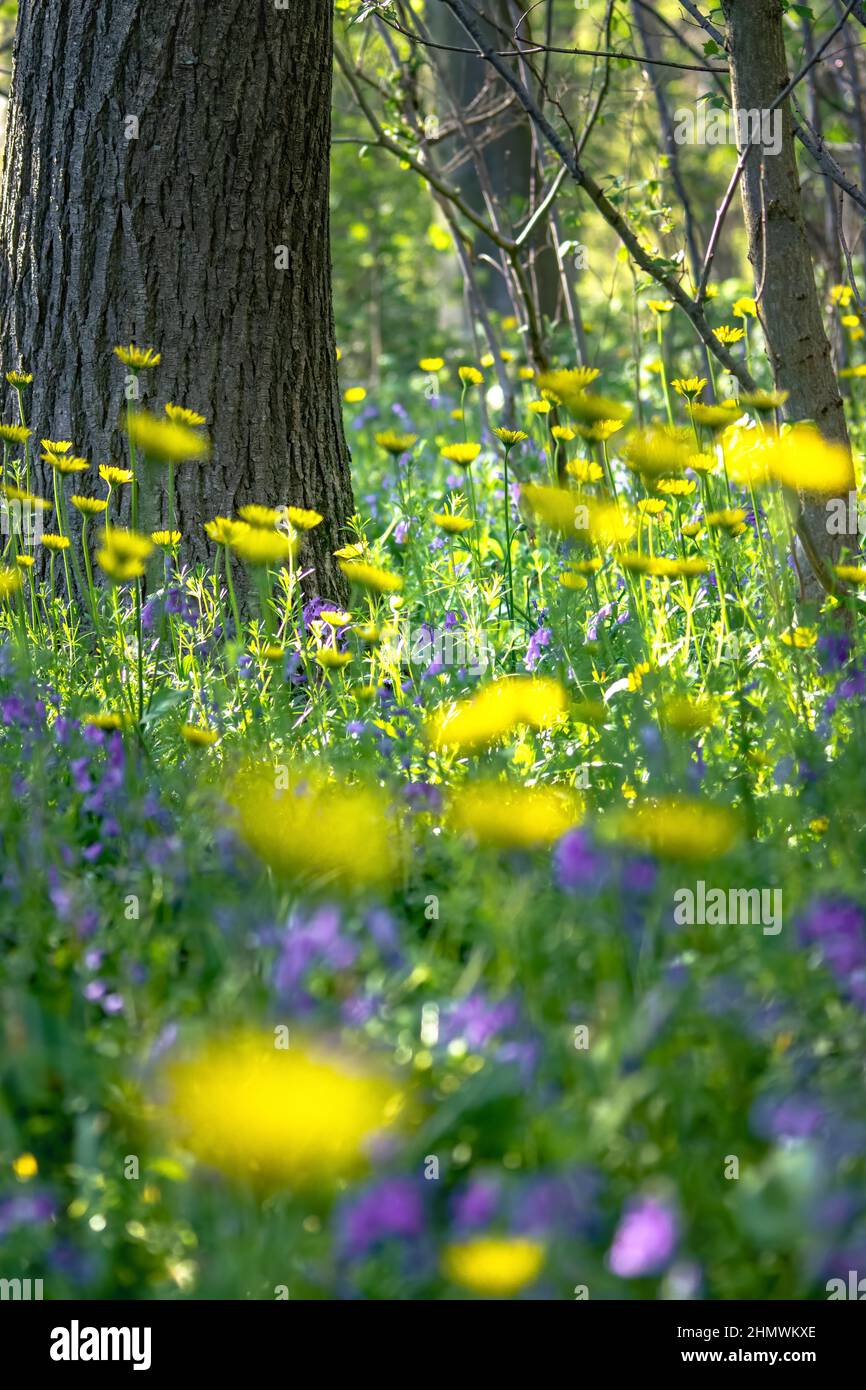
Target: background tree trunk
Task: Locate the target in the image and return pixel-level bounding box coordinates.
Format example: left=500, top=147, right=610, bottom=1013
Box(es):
left=722, top=0, right=854, bottom=599
left=0, top=0, right=353, bottom=600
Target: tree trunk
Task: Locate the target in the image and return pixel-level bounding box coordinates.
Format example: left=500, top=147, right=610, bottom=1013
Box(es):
left=0, top=0, right=353, bottom=601
left=722, top=0, right=854, bottom=600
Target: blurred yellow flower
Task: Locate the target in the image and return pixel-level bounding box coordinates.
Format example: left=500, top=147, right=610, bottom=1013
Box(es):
left=375, top=431, right=418, bottom=455
left=448, top=780, right=582, bottom=849
left=339, top=560, right=403, bottom=593
left=427, top=676, right=568, bottom=752
left=606, top=797, right=740, bottom=859
left=162, top=1032, right=403, bottom=1187
left=228, top=765, right=399, bottom=888
left=125, top=410, right=210, bottom=463
left=442, top=1236, right=545, bottom=1296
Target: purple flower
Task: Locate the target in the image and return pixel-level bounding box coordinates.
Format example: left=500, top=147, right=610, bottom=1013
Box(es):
left=442, top=993, right=519, bottom=1050
left=751, top=1093, right=827, bottom=1142
left=402, top=780, right=443, bottom=813
left=337, top=1178, right=425, bottom=1260
left=797, top=898, right=866, bottom=1006
left=451, top=1179, right=500, bottom=1231
left=394, top=520, right=410, bottom=545
left=554, top=829, right=608, bottom=893
left=525, top=625, right=552, bottom=672
left=273, top=905, right=357, bottom=997
left=607, top=1197, right=678, bottom=1278
left=0, top=1191, right=56, bottom=1237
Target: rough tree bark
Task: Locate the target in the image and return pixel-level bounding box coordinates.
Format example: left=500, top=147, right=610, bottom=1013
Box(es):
left=722, top=0, right=854, bottom=598
left=0, top=0, right=353, bottom=600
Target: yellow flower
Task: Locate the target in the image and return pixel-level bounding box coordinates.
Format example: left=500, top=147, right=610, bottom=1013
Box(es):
left=527, top=399, right=551, bottom=415
left=559, top=571, right=587, bottom=590
left=228, top=765, right=399, bottom=888
left=671, top=377, right=707, bottom=400
left=0, top=423, right=32, bottom=445
left=739, top=389, right=788, bottom=413
left=569, top=557, right=603, bottom=574
left=518, top=366, right=536, bottom=381
left=46, top=453, right=88, bottom=474
left=162, top=1032, right=403, bottom=1187
left=344, top=387, right=366, bottom=404
left=662, top=696, right=718, bottom=735
left=181, top=724, right=218, bottom=746
left=0, top=566, right=23, bottom=599
left=842, top=314, right=860, bottom=329
left=765, top=425, right=855, bottom=495
left=85, top=712, right=132, bottom=730
left=96, top=552, right=146, bottom=582
left=315, top=648, right=352, bottom=671
left=41, top=439, right=72, bottom=454
left=493, top=428, right=528, bottom=447
left=99, top=465, right=133, bottom=486
left=165, top=402, right=206, bottom=427
left=113, top=344, right=161, bottom=370
left=238, top=504, right=281, bottom=528
left=124, top=410, right=210, bottom=463
left=691, top=402, right=742, bottom=431
left=432, top=511, right=473, bottom=535
left=442, top=1236, right=545, bottom=1297
left=229, top=528, right=296, bottom=568
left=1, top=484, right=50, bottom=509
left=536, top=368, right=601, bottom=408
left=6, top=370, right=33, bottom=388
left=835, top=564, right=866, bottom=584
left=284, top=506, right=323, bottom=531
left=638, top=498, right=667, bottom=517
left=151, top=530, right=182, bottom=548
left=12, top=1153, right=38, bottom=1181
left=646, top=299, right=674, bottom=314
left=419, top=357, right=445, bottom=373
left=458, top=366, right=484, bottom=386
left=99, top=526, right=154, bottom=562
left=704, top=508, right=747, bottom=533
left=205, top=516, right=249, bottom=545
left=319, top=609, right=351, bottom=626
left=375, top=430, right=418, bottom=455
left=781, top=625, right=817, bottom=649
left=333, top=542, right=365, bottom=560
left=96, top=526, right=154, bottom=581
left=40, top=533, right=70, bottom=551
left=441, top=442, right=481, bottom=467
left=714, top=325, right=745, bottom=345
left=522, top=484, right=635, bottom=547
left=576, top=418, right=626, bottom=443
left=565, top=458, right=603, bottom=484
left=338, top=559, right=403, bottom=593
left=427, top=677, right=568, bottom=752
left=448, top=780, right=582, bottom=849
left=624, top=426, right=693, bottom=476
left=605, top=796, right=740, bottom=859
left=655, top=477, right=696, bottom=497
left=733, top=297, right=757, bottom=319
left=551, top=425, right=575, bottom=442
left=71, top=496, right=108, bottom=515
left=620, top=554, right=711, bottom=579
left=831, top=284, right=854, bottom=308
left=15, top=554, right=34, bottom=570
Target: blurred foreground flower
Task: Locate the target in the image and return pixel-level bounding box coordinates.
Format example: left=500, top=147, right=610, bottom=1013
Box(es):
left=604, top=797, right=740, bottom=860
left=448, top=780, right=582, bottom=849
left=162, top=1032, right=403, bottom=1186
left=608, top=1197, right=678, bottom=1278
left=227, top=764, right=399, bottom=889
left=426, top=676, right=567, bottom=752
left=441, top=1235, right=545, bottom=1296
